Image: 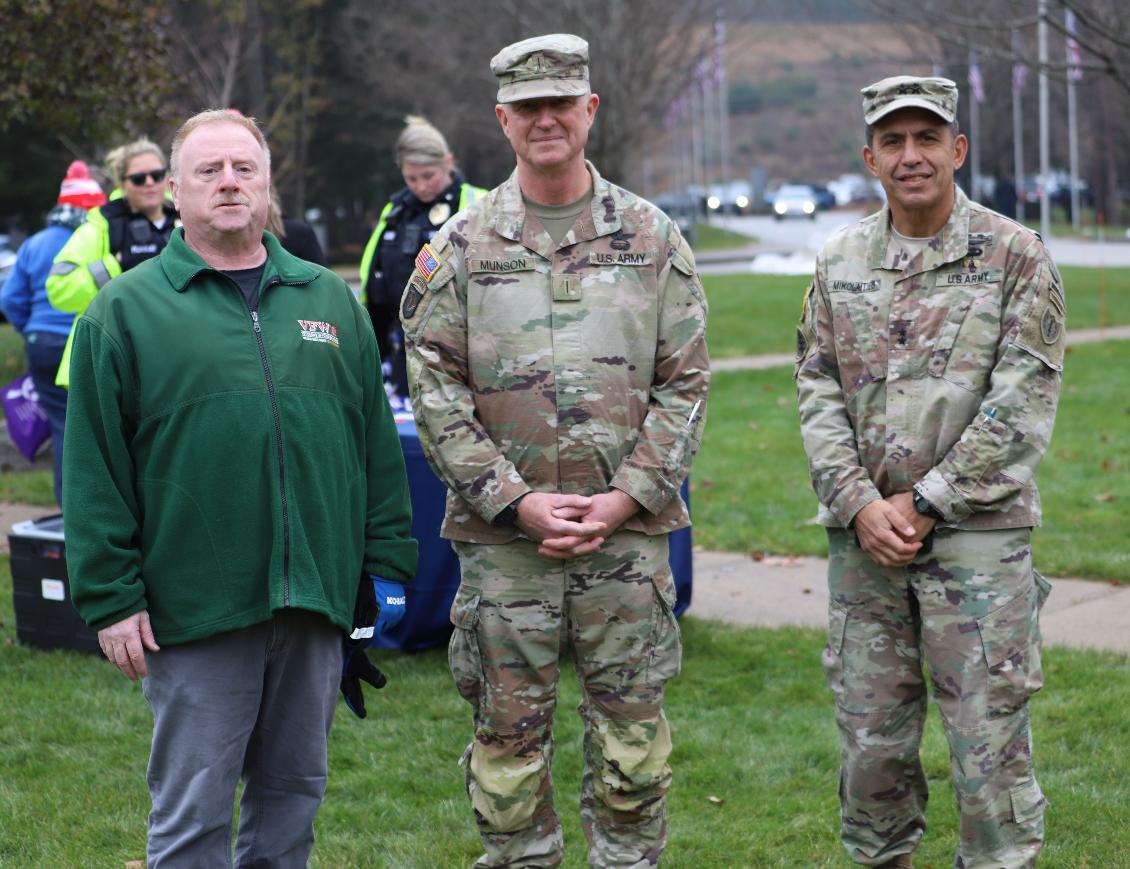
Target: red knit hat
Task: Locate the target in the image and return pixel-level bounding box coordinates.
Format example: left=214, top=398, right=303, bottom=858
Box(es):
left=57, top=161, right=107, bottom=209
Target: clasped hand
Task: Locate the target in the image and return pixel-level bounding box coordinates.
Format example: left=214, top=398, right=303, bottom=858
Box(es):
left=853, top=492, right=935, bottom=567
left=515, top=490, right=640, bottom=560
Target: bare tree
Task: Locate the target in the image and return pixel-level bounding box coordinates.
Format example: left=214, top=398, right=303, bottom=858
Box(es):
left=865, top=0, right=1130, bottom=222
left=163, top=0, right=327, bottom=213
left=335, top=0, right=717, bottom=191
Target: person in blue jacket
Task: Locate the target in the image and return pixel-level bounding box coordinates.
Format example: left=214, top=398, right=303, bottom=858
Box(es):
left=0, top=161, right=106, bottom=506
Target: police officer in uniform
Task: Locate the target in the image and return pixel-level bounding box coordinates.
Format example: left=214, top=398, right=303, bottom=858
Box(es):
left=402, top=35, right=709, bottom=867
left=47, top=138, right=178, bottom=388
left=796, top=76, right=1065, bottom=868
left=359, top=116, right=483, bottom=400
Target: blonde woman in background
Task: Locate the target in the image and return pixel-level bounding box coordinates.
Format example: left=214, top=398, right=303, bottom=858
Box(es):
left=46, top=138, right=178, bottom=388
left=359, top=116, right=485, bottom=403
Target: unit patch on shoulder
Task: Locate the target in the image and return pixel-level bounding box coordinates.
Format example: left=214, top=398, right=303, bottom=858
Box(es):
left=415, top=243, right=440, bottom=281
left=801, top=283, right=814, bottom=319
left=402, top=276, right=427, bottom=320
left=1041, top=304, right=1062, bottom=345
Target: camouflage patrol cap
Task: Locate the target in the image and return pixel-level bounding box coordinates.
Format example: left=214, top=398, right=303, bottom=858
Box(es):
left=490, top=34, right=590, bottom=104
left=861, top=75, right=958, bottom=125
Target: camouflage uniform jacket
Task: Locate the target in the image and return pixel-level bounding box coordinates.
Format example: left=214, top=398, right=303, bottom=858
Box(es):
left=402, top=162, right=710, bottom=544
left=796, top=186, right=1064, bottom=531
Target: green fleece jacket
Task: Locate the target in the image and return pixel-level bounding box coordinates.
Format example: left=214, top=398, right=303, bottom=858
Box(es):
left=65, top=228, right=417, bottom=645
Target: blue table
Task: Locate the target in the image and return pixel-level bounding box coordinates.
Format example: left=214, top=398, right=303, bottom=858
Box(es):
left=377, top=420, right=692, bottom=651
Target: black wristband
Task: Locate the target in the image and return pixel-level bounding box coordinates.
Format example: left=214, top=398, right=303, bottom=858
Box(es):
left=492, top=493, right=528, bottom=526
left=913, top=490, right=944, bottom=521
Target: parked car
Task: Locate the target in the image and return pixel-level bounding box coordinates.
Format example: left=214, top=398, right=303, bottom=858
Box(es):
left=771, top=184, right=818, bottom=220
left=810, top=184, right=836, bottom=211
left=706, top=180, right=754, bottom=215
left=826, top=173, right=872, bottom=206
left=1022, top=172, right=1093, bottom=209
left=653, top=189, right=699, bottom=242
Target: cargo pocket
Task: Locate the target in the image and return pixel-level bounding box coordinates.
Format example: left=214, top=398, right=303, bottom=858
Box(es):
left=448, top=586, right=484, bottom=711
left=644, top=567, right=682, bottom=687
left=822, top=600, right=849, bottom=703
left=977, top=585, right=1044, bottom=718
left=1010, top=776, right=1047, bottom=825
left=1034, top=571, right=1052, bottom=609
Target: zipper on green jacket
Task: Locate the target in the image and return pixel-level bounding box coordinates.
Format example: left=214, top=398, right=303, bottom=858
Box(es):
left=250, top=292, right=291, bottom=607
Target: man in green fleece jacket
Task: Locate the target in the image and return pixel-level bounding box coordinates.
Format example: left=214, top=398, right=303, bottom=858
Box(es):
left=64, top=109, right=418, bottom=866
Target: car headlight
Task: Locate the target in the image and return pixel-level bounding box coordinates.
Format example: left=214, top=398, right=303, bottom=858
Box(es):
left=735, top=195, right=749, bottom=209
left=774, top=202, right=787, bottom=214
left=707, top=196, right=721, bottom=210
left=802, top=201, right=815, bottom=214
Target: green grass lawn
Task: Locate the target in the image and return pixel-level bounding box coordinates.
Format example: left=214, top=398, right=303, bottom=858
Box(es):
left=1, top=551, right=1127, bottom=866
left=702, top=265, right=1130, bottom=359
left=693, top=340, right=1130, bottom=581
left=690, top=222, right=757, bottom=252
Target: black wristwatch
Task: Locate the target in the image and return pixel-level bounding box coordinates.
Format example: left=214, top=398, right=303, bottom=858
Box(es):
left=492, top=493, right=528, bottom=526
left=913, top=490, right=944, bottom=521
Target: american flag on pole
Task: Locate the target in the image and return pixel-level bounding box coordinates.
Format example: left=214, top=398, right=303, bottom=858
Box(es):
left=968, top=59, right=986, bottom=103
left=1012, top=29, right=1028, bottom=93
left=1066, top=10, right=1083, bottom=81
left=713, top=19, right=725, bottom=86
left=415, top=244, right=440, bottom=281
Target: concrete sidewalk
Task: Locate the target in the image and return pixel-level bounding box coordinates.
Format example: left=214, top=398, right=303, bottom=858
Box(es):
left=691, top=549, right=1130, bottom=656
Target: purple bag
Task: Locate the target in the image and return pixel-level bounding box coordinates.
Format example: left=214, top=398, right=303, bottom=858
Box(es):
left=2, top=374, right=51, bottom=462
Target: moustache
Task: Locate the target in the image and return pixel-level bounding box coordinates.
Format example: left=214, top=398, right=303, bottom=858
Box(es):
left=212, top=197, right=250, bottom=207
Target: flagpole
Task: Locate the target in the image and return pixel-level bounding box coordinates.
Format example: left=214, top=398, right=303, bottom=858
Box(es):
left=689, top=80, right=703, bottom=222
left=968, top=49, right=982, bottom=203
left=1038, top=0, right=1051, bottom=241
left=1012, top=28, right=1026, bottom=223
left=1066, top=9, right=1082, bottom=232
left=716, top=17, right=730, bottom=196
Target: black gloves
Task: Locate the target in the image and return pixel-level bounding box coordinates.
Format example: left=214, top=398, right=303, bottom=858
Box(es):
left=341, top=572, right=387, bottom=719
left=340, top=644, right=387, bottom=719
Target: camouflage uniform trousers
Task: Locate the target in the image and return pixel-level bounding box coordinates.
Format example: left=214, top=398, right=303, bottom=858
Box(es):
left=449, top=531, right=681, bottom=868
left=823, top=526, right=1051, bottom=868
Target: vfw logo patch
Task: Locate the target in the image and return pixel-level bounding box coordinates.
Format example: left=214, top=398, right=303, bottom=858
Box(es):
left=298, top=319, right=340, bottom=348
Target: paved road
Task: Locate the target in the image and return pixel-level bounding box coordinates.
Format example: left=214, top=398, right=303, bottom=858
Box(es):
left=699, top=211, right=1130, bottom=274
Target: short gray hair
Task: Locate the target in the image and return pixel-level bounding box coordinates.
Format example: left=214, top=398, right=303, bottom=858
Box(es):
left=170, top=109, right=271, bottom=181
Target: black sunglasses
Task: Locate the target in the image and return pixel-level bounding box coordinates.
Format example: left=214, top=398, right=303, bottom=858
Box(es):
left=126, top=168, right=167, bottom=185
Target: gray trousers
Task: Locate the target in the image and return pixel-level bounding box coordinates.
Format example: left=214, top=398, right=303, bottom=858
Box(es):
left=141, top=608, right=343, bottom=868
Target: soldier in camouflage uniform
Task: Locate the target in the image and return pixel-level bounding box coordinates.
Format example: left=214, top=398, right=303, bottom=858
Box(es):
left=795, top=76, right=1064, bottom=868
left=402, top=34, right=709, bottom=868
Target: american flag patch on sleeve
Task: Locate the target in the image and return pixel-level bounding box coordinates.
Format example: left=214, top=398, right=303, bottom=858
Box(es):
left=415, top=244, right=440, bottom=281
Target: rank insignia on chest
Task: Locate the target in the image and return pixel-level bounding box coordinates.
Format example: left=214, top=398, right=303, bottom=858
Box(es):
left=415, top=243, right=440, bottom=280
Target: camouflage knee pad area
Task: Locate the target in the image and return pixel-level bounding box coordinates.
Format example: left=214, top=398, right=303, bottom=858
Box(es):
left=450, top=533, right=680, bottom=864
left=823, top=527, right=1048, bottom=867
